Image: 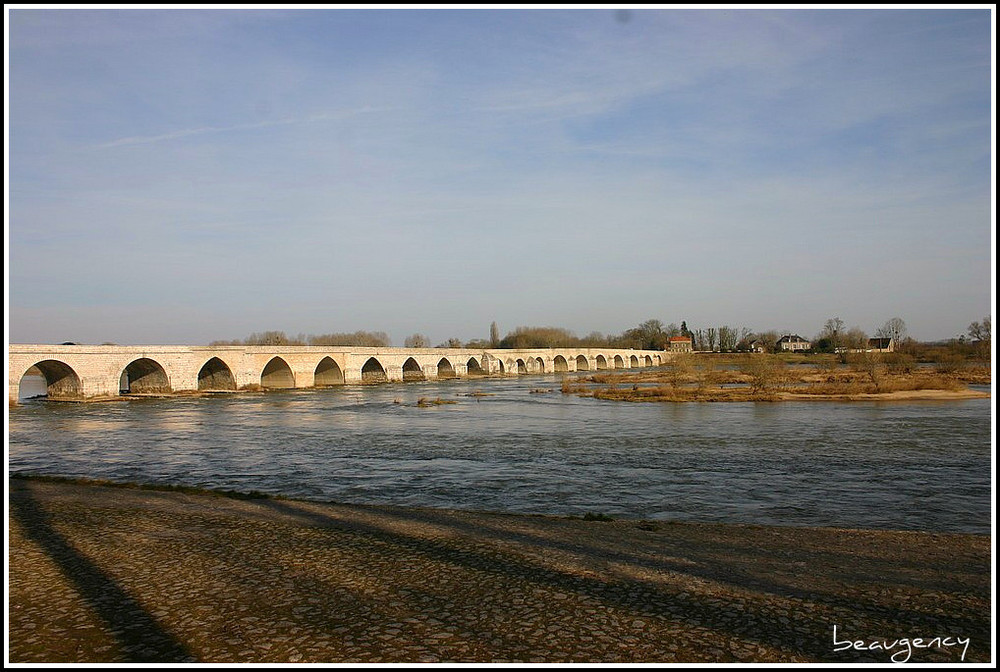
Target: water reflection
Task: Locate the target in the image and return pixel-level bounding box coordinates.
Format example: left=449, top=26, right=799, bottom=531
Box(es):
left=18, top=374, right=47, bottom=400
left=9, top=374, right=991, bottom=533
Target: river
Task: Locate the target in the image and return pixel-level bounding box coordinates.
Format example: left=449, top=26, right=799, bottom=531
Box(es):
left=8, top=373, right=992, bottom=533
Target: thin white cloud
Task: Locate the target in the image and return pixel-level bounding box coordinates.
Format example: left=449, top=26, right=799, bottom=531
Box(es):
left=96, top=106, right=396, bottom=148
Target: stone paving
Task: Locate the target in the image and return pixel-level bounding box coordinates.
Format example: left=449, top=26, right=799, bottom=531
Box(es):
left=7, top=479, right=991, bottom=663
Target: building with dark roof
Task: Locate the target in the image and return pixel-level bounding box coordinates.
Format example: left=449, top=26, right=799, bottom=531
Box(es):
left=867, top=337, right=895, bottom=352
left=777, top=334, right=811, bottom=352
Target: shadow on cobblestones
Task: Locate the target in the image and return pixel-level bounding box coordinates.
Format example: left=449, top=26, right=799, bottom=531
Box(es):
left=256, top=499, right=988, bottom=662
left=363, top=504, right=990, bottom=631
left=9, top=487, right=195, bottom=663
left=9, top=480, right=990, bottom=663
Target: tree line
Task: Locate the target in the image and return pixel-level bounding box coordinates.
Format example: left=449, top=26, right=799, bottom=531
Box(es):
left=209, top=320, right=693, bottom=351
left=208, top=315, right=990, bottom=362
left=210, top=330, right=392, bottom=347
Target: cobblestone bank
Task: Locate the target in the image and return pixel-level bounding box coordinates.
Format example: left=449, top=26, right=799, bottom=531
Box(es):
left=8, top=479, right=991, bottom=663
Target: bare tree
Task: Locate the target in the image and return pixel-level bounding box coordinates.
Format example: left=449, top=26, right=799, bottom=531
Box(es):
left=968, top=317, right=991, bottom=342
left=622, top=319, right=666, bottom=350
left=848, top=351, right=888, bottom=391
left=739, top=354, right=786, bottom=396
left=876, top=317, right=907, bottom=345
left=753, top=330, right=781, bottom=353
left=464, top=338, right=491, bottom=349
left=718, top=325, right=739, bottom=352
left=500, top=326, right=578, bottom=349
left=308, top=331, right=391, bottom=347
left=706, top=327, right=718, bottom=352
left=843, top=327, right=869, bottom=350
left=665, top=354, right=693, bottom=389
left=581, top=331, right=609, bottom=347
left=824, top=317, right=844, bottom=338
left=968, top=316, right=991, bottom=362
left=819, top=317, right=845, bottom=352
left=693, top=329, right=705, bottom=351
left=245, top=331, right=296, bottom=346
left=208, top=338, right=244, bottom=346
left=490, top=321, right=500, bottom=348
left=404, top=333, right=430, bottom=348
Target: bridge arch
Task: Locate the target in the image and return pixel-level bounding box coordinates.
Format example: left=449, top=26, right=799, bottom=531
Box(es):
left=629, top=355, right=639, bottom=367
left=467, top=357, right=485, bottom=375
left=18, top=360, right=82, bottom=400
left=361, top=357, right=388, bottom=384
left=535, top=357, right=545, bottom=373
left=120, top=358, right=171, bottom=394
left=644, top=355, right=653, bottom=367
left=437, top=358, right=456, bottom=379
left=595, top=355, right=608, bottom=370
left=656, top=355, right=663, bottom=366
left=261, top=357, right=295, bottom=389
left=403, top=357, right=425, bottom=382
left=198, top=357, right=236, bottom=391
left=314, top=357, right=344, bottom=386
left=614, top=355, right=625, bottom=369
left=576, top=355, right=590, bottom=371
left=553, top=355, right=568, bottom=372
left=516, top=358, right=527, bottom=374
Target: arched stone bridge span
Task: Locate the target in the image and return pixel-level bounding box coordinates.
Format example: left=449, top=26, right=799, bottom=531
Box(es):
left=9, top=344, right=670, bottom=404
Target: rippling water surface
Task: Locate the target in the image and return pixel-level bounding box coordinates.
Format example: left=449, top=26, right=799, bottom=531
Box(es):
left=8, top=375, right=992, bottom=533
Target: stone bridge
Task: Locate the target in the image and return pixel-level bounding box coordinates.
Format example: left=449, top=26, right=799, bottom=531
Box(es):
left=8, top=344, right=670, bottom=404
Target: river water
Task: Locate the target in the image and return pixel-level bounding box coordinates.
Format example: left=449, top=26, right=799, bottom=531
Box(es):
left=8, top=374, right=993, bottom=533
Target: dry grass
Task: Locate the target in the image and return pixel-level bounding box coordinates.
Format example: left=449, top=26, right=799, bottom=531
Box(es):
left=793, top=374, right=965, bottom=396
left=955, top=364, right=991, bottom=385
left=592, top=386, right=778, bottom=403
left=560, top=378, right=591, bottom=395
left=416, top=397, right=458, bottom=407
left=570, top=364, right=981, bottom=404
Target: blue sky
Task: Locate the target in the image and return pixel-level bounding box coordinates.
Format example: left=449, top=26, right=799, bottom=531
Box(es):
left=7, top=8, right=993, bottom=345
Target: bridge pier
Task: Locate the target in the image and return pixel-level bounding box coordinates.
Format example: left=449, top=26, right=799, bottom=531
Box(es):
left=342, top=367, right=364, bottom=385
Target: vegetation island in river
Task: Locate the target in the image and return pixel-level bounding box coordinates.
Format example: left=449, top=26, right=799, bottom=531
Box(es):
left=560, top=351, right=990, bottom=403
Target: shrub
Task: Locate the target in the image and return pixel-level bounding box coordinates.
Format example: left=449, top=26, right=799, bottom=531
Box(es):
left=847, top=352, right=889, bottom=391
left=883, top=352, right=917, bottom=375
left=582, top=512, right=614, bottom=522
left=560, top=377, right=588, bottom=394
left=812, top=355, right=840, bottom=377
left=664, top=355, right=694, bottom=389
left=934, top=352, right=966, bottom=374
left=738, top=355, right=786, bottom=396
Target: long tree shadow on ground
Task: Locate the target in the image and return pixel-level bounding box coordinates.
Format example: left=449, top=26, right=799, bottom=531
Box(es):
left=254, top=498, right=990, bottom=663
left=9, top=484, right=197, bottom=663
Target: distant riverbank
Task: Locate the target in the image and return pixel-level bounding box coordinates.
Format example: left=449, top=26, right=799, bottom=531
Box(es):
left=8, top=477, right=991, bottom=663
